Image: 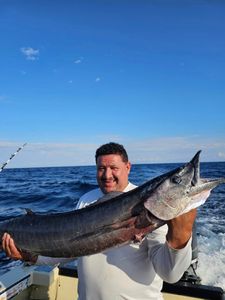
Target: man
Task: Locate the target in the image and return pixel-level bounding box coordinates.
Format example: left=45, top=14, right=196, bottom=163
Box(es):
left=2, top=142, right=201, bottom=300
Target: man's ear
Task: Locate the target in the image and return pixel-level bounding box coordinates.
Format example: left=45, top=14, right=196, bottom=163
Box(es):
left=126, top=161, right=131, bottom=174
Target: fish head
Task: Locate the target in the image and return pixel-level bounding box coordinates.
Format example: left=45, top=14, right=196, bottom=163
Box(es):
left=143, top=151, right=225, bottom=220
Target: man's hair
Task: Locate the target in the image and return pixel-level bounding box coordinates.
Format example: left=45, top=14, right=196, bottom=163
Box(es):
left=95, top=142, right=129, bottom=163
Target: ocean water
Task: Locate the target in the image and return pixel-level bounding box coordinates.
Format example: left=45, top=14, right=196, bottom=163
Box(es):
left=0, top=162, right=224, bottom=289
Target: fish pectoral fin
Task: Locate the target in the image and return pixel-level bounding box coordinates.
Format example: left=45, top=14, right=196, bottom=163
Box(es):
left=134, top=210, right=154, bottom=229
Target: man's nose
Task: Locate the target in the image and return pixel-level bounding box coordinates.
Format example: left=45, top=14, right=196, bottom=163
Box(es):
left=104, top=168, right=112, bottom=179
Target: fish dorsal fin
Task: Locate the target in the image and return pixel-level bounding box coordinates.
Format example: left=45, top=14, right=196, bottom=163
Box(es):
left=25, top=208, right=35, bottom=215
left=96, top=191, right=124, bottom=204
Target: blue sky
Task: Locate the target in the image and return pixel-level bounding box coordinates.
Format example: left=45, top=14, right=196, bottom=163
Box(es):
left=0, top=0, right=225, bottom=167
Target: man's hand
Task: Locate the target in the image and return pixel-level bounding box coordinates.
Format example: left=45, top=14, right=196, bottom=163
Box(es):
left=166, top=190, right=211, bottom=249
left=2, top=233, right=22, bottom=260
left=2, top=233, right=37, bottom=263
left=166, top=208, right=197, bottom=249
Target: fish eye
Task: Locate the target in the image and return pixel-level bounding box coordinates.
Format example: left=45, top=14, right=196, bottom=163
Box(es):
left=172, top=175, right=182, bottom=184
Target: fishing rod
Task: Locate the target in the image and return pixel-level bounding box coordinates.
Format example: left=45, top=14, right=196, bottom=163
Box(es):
left=0, top=143, right=27, bottom=173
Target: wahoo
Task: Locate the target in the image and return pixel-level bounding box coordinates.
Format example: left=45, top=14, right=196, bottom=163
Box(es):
left=0, top=151, right=224, bottom=258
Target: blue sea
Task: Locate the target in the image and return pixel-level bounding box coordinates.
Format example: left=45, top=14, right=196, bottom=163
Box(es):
left=0, top=162, right=225, bottom=289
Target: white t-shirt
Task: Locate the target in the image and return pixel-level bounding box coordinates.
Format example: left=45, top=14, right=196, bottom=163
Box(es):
left=76, top=183, right=192, bottom=300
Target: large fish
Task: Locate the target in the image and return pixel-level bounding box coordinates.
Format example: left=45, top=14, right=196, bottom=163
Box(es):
left=0, top=151, right=224, bottom=258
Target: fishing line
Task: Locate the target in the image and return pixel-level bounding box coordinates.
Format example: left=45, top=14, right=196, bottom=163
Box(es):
left=0, top=143, right=27, bottom=172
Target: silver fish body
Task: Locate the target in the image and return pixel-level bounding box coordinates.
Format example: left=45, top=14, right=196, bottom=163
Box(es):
left=0, top=151, right=224, bottom=257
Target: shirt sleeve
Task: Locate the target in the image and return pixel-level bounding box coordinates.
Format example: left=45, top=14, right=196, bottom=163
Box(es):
left=146, top=225, right=192, bottom=283
left=36, top=255, right=76, bottom=266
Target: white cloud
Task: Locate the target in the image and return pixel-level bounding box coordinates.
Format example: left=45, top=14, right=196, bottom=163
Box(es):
left=1, top=136, right=225, bottom=168
left=74, top=57, right=83, bottom=64
left=20, top=47, right=39, bottom=60
left=0, top=141, right=97, bottom=168
left=218, top=152, right=225, bottom=159
left=125, top=136, right=225, bottom=164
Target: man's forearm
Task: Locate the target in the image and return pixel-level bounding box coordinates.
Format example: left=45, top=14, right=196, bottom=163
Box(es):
left=166, top=209, right=196, bottom=249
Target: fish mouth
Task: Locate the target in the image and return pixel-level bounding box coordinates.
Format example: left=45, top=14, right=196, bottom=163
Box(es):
left=191, top=177, right=225, bottom=195
left=188, top=150, right=225, bottom=192
left=189, top=150, right=201, bottom=187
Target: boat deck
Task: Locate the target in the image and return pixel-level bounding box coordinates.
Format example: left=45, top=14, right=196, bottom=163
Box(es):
left=0, top=262, right=224, bottom=300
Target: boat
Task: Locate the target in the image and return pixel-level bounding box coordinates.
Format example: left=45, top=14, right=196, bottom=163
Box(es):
left=0, top=261, right=224, bottom=300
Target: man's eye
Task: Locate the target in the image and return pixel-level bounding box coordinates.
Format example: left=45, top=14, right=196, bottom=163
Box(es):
left=172, top=176, right=182, bottom=184
left=98, top=167, right=105, bottom=171
left=111, top=167, right=119, bottom=171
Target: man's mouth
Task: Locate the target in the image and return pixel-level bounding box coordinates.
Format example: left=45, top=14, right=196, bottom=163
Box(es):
left=103, top=180, right=114, bottom=185
left=102, top=179, right=116, bottom=187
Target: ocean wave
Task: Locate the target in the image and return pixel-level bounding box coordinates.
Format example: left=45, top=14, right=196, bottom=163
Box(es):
left=197, top=231, right=225, bottom=288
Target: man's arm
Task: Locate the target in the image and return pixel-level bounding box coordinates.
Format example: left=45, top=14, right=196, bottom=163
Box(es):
left=166, top=208, right=197, bottom=249
left=147, top=209, right=197, bottom=283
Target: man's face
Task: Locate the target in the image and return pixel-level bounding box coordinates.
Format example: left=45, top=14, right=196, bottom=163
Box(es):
left=96, top=154, right=131, bottom=194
